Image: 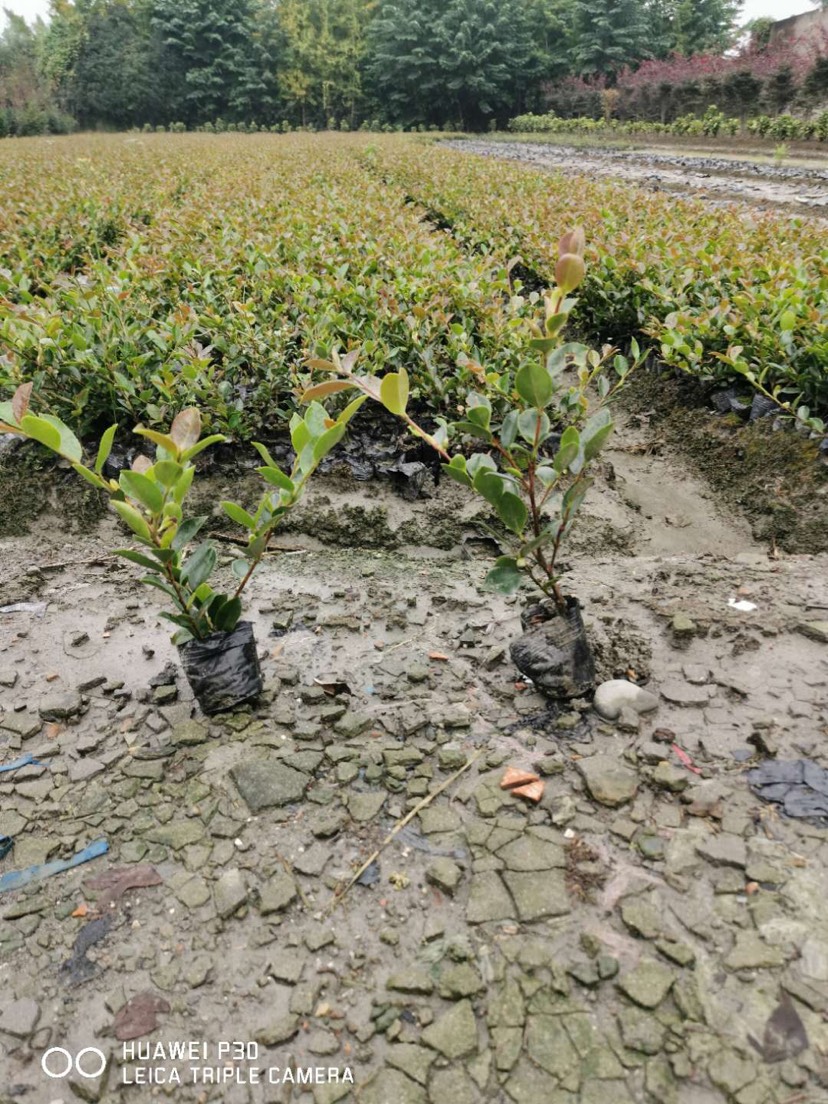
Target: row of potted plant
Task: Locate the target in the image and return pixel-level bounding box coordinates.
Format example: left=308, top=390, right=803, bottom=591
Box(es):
left=1, top=229, right=639, bottom=712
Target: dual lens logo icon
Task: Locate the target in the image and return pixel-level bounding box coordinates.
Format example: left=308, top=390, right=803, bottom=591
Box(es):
left=41, top=1047, right=107, bottom=1079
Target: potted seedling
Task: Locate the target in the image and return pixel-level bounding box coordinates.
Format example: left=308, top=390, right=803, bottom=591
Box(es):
left=0, top=384, right=365, bottom=714
left=307, top=230, right=642, bottom=698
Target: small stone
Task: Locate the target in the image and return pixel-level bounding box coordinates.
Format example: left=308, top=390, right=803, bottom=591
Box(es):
left=348, top=791, right=387, bottom=822
left=671, top=612, right=698, bottom=640
left=655, top=940, right=696, bottom=967
left=616, top=960, right=675, bottom=1008
left=0, top=669, right=19, bottom=688
left=231, top=757, right=308, bottom=812
left=724, top=933, right=784, bottom=971
left=465, top=872, right=515, bottom=923
left=708, top=1051, right=757, bottom=1096
left=503, top=870, right=569, bottom=921
left=38, top=691, right=83, bottom=721
left=213, top=869, right=248, bottom=919
left=170, top=720, right=208, bottom=746
left=497, top=834, right=565, bottom=871
left=421, top=999, right=478, bottom=1059
left=387, top=970, right=434, bottom=995
left=617, top=1006, right=665, bottom=1055
left=425, top=857, right=463, bottom=895
left=593, top=680, right=659, bottom=721
left=253, top=1014, right=299, bottom=1046
left=577, top=755, right=638, bottom=807
left=620, top=899, right=664, bottom=940
left=68, top=758, right=106, bottom=783
left=0, top=998, right=40, bottom=1037
left=293, top=843, right=330, bottom=877
left=258, top=868, right=297, bottom=915
left=175, top=876, right=211, bottom=909
left=696, top=834, right=747, bottom=869
left=362, top=1069, right=426, bottom=1104
left=795, top=621, right=828, bottom=644
left=438, top=963, right=483, bottom=1000
left=659, top=680, right=709, bottom=707
left=386, top=1044, right=434, bottom=1085
left=617, top=706, right=640, bottom=733
left=145, top=820, right=204, bottom=850
left=652, top=761, right=689, bottom=793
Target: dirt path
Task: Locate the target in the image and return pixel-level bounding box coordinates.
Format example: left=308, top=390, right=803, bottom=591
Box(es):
left=1, top=406, right=828, bottom=1104
left=444, top=139, right=828, bottom=219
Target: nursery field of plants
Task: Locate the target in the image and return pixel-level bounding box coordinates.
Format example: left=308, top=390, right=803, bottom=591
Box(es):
left=1, top=132, right=827, bottom=436
left=1, top=131, right=828, bottom=1104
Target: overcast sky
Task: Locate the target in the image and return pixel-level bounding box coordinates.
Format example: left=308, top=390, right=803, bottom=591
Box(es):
left=0, top=0, right=819, bottom=30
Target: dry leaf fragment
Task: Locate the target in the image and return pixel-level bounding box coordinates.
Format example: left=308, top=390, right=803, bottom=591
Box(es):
left=83, top=864, right=162, bottom=910
left=428, top=652, right=449, bottom=661
left=71, top=903, right=88, bottom=918
left=113, top=991, right=171, bottom=1041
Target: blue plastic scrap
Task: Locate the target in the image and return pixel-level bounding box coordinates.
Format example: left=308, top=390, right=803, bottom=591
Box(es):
left=0, top=753, right=43, bottom=774
left=0, top=839, right=109, bottom=894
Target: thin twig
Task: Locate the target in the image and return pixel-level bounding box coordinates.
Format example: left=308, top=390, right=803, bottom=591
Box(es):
left=323, top=748, right=485, bottom=915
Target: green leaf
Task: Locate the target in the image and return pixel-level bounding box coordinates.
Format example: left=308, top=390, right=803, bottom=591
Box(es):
left=172, top=466, right=195, bottom=504
left=582, top=409, right=614, bottom=461
left=515, top=361, right=554, bottom=407
left=180, top=434, right=225, bottom=462
left=119, top=470, right=164, bottom=514
left=111, top=500, right=152, bottom=541
left=553, top=427, right=580, bottom=473
left=134, top=427, right=179, bottom=458
left=336, top=394, right=368, bottom=426
left=95, top=424, right=117, bottom=475
left=222, top=501, right=257, bottom=529
left=171, top=516, right=207, bottom=552
left=214, top=596, right=242, bottom=632
left=144, top=578, right=184, bottom=603
left=72, top=462, right=106, bottom=489
left=484, top=556, right=523, bottom=595
left=499, top=410, right=519, bottom=448
left=180, top=542, right=217, bottom=590
left=154, top=460, right=184, bottom=487
left=231, top=558, right=250, bottom=579
left=454, top=420, right=493, bottom=441
left=40, top=415, right=83, bottom=462
left=251, top=440, right=278, bottom=468
left=473, top=469, right=505, bottom=506
left=442, top=456, right=472, bottom=487
left=312, top=422, right=346, bottom=462
left=19, top=414, right=61, bottom=453
left=257, top=466, right=294, bottom=492
left=379, top=367, right=409, bottom=415
left=466, top=453, right=497, bottom=479
left=496, top=492, right=528, bottom=535
left=114, top=549, right=163, bottom=573
left=517, top=410, right=550, bottom=445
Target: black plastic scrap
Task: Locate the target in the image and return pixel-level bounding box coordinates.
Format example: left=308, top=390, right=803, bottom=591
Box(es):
left=748, top=991, right=809, bottom=1063
left=59, top=916, right=113, bottom=986
left=747, top=759, right=828, bottom=821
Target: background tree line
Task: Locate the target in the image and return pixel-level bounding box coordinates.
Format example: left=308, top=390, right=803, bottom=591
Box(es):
left=0, top=0, right=799, bottom=135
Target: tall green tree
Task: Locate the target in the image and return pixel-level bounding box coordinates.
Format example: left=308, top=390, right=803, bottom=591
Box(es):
left=673, top=0, right=738, bottom=55
left=149, top=0, right=263, bottom=124
left=278, top=0, right=367, bottom=127
left=368, top=0, right=538, bottom=128
left=571, top=0, right=651, bottom=78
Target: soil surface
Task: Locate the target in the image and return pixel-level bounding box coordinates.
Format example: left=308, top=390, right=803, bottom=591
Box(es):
left=443, top=139, right=828, bottom=219
left=2, top=403, right=828, bottom=1104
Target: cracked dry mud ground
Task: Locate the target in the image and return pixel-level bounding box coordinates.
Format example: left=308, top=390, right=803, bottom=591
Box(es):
left=1, top=407, right=828, bottom=1104
left=443, top=139, right=828, bottom=220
